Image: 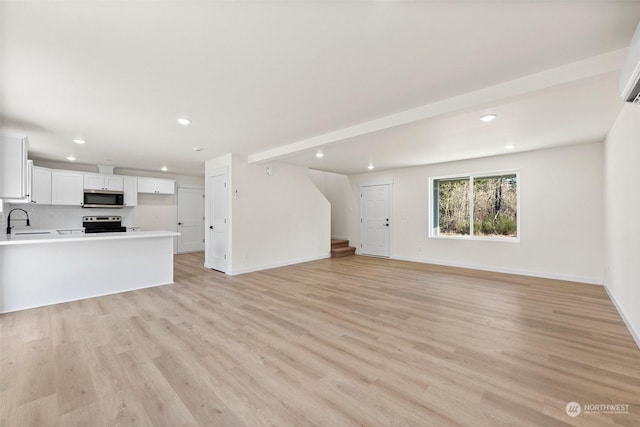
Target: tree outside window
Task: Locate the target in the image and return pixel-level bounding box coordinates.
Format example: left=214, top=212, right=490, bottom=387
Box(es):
left=432, top=172, right=518, bottom=239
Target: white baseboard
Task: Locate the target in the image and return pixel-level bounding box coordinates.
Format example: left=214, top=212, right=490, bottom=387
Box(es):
left=390, top=254, right=603, bottom=285
left=227, top=253, right=331, bottom=276
left=603, top=283, right=640, bottom=350
left=331, top=236, right=350, bottom=241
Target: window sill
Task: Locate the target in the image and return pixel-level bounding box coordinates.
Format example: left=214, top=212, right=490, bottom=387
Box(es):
left=429, top=235, right=519, bottom=243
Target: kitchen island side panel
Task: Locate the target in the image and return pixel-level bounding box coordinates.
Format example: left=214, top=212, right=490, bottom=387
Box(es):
left=0, top=235, right=174, bottom=313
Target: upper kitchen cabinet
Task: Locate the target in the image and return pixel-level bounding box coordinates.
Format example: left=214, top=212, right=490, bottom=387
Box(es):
left=137, top=177, right=175, bottom=195
left=0, top=134, right=29, bottom=199
left=123, top=176, right=138, bottom=207
left=31, top=166, right=52, bottom=204
left=52, top=170, right=84, bottom=205
left=84, top=173, right=124, bottom=191
left=8, top=160, right=33, bottom=204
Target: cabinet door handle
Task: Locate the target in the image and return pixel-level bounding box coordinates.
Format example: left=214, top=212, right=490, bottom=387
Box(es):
left=209, top=226, right=213, bottom=229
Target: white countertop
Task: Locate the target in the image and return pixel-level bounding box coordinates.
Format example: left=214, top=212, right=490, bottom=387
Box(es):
left=0, top=230, right=180, bottom=246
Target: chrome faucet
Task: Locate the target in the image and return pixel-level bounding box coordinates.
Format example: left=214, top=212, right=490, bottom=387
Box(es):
left=6, top=208, right=31, bottom=234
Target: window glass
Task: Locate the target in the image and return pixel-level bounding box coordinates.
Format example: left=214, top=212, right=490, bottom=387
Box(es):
left=435, top=178, right=470, bottom=236
left=473, top=174, right=517, bottom=237
left=431, top=172, right=518, bottom=240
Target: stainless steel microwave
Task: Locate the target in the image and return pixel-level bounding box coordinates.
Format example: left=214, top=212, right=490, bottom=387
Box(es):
left=83, top=189, right=124, bottom=208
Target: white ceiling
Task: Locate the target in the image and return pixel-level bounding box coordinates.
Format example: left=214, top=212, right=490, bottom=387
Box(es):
left=1, top=1, right=639, bottom=176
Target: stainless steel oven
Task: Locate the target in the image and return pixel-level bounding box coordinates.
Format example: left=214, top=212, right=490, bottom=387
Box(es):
left=82, top=216, right=127, bottom=233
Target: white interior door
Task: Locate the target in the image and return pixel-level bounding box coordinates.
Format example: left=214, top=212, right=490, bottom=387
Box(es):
left=177, top=186, right=204, bottom=253
left=361, top=184, right=390, bottom=257
left=207, top=173, right=228, bottom=272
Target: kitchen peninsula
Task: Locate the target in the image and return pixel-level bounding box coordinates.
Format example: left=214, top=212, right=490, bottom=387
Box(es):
left=0, top=230, right=179, bottom=313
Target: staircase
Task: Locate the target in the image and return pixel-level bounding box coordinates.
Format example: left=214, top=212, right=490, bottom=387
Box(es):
left=331, top=239, right=357, bottom=258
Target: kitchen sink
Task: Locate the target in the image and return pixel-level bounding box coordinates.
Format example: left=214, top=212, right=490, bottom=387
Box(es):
left=13, top=230, right=55, bottom=236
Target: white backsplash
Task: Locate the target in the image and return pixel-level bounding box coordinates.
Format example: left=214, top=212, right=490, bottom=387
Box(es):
left=2, top=203, right=136, bottom=231
left=0, top=201, right=7, bottom=231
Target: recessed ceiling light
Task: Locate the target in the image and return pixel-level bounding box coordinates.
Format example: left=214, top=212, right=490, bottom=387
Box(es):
left=368, top=164, right=374, bottom=170
left=480, top=114, right=497, bottom=123
left=73, top=138, right=86, bottom=144
left=505, top=143, right=516, bottom=150
left=316, top=150, right=324, bottom=158
left=193, top=147, right=204, bottom=152
left=177, top=117, right=192, bottom=126
left=66, top=155, right=76, bottom=161
left=161, top=166, right=168, bottom=172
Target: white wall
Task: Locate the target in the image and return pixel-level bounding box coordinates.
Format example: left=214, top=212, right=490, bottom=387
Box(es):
left=1, top=204, right=136, bottom=230
left=134, top=194, right=175, bottom=231
left=604, top=103, right=640, bottom=347
left=229, top=157, right=330, bottom=274
left=205, top=154, right=330, bottom=275
left=115, top=167, right=204, bottom=187
left=0, top=202, right=9, bottom=230
left=347, top=142, right=605, bottom=284
left=308, top=169, right=353, bottom=240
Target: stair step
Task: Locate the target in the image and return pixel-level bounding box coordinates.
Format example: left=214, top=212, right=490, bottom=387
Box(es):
left=331, top=239, right=349, bottom=249
left=331, top=246, right=356, bottom=258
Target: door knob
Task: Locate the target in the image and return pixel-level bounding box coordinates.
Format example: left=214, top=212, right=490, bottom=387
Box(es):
left=209, top=226, right=213, bottom=229
left=178, top=222, right=183, bottom=225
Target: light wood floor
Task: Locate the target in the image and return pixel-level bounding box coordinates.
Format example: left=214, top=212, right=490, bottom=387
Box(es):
left=1, top=253, right=639, bottom=426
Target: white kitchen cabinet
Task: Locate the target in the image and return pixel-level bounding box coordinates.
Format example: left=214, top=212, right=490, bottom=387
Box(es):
left=84, top=173, right=123, bottom=191
left=52, top=170, right=84, bottom=206
left=137, top=177, right=175, bottom=195
left=9, top=160, right=33, bottom=204
left=136, top=178, right=156, bottom=194
left=31, top=166, right=52, bottom=204
left=0, top=135, right=29, bottom=199
left=105, top=175, right=124, bottom=191
left=84, top=173, right=103, bottom=190
left=123, top=176, right=138, bottom=207
left=155, top=179, right=175, bottom=194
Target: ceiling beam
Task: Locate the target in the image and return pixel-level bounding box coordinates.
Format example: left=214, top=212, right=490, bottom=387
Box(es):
left=248, top=48, right=626, bottom=164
